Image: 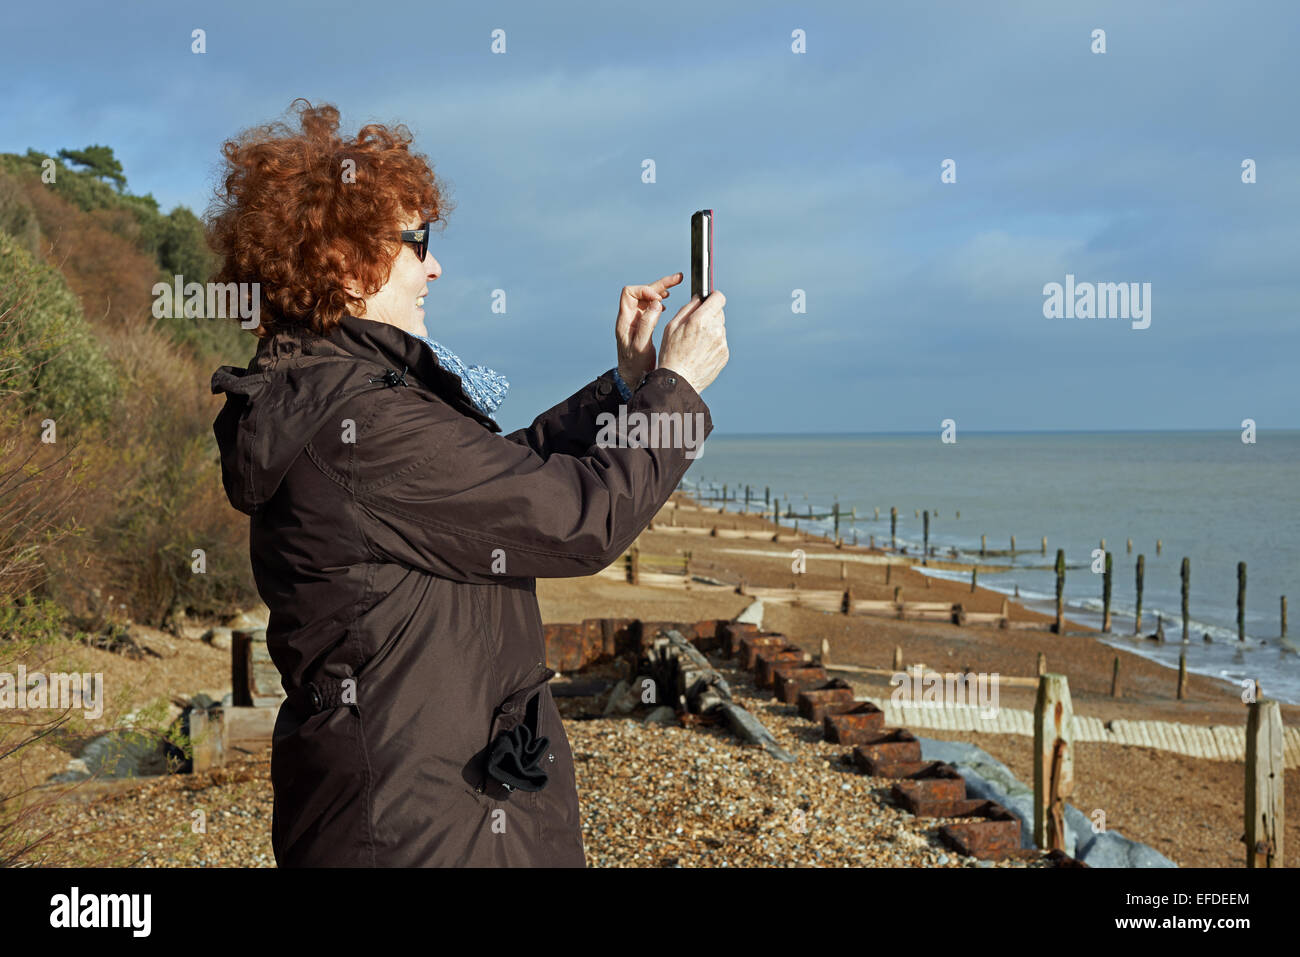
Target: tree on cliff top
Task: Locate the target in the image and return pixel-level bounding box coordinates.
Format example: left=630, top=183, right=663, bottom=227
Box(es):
left=56, top=144, right=126, bottom=192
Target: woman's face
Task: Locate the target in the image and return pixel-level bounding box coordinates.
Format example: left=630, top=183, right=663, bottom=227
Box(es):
left=348, top=215, right=441, bottom=337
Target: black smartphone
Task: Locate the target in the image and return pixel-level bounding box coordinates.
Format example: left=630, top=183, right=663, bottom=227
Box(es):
left=691, top=209, right=713, bottom=301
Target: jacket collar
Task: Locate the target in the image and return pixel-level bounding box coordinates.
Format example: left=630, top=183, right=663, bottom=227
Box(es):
left=257, top=313, right=502, bottom=433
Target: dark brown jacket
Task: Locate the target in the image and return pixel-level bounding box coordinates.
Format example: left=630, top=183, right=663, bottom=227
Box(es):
left=210, top=314, right=712, bottom=866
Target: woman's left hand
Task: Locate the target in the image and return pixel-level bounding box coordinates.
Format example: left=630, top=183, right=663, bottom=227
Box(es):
left=615, top=272, right=683, bottom=389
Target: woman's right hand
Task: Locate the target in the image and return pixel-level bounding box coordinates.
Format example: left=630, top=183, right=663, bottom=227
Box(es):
left=657, top=290, right=728, bottom=394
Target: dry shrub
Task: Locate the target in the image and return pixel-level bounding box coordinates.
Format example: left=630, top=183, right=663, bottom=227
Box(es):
left=17, top=177, right=159, bottom=333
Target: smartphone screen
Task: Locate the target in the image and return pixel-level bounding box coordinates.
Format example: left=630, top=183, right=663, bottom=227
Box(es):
left=691, top=209, right=713, bottom=300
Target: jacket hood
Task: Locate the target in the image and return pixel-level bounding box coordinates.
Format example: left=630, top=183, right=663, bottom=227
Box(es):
left=211, top=314, right=501, bottom=515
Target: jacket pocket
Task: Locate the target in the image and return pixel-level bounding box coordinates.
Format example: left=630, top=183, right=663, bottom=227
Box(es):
left=478, top=661, right=555, bottom=800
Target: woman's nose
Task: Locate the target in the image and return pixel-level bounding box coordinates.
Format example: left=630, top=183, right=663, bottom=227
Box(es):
left=425, top=254, right=441, bottom=280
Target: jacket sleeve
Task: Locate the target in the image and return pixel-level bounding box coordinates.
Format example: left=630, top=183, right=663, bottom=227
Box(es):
left=500, top=368, right=626, bottom=459
left=350, top=367, right=711, bottom=583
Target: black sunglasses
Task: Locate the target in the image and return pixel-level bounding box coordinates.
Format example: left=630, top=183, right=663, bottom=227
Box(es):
left=399, top=222, right=430, bottom=260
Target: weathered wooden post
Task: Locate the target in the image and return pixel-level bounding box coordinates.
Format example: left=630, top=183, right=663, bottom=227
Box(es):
left=773, top=497, right=780, bottom=530
left=869, top=533, right=874, bottom=549
left=1010, top=534, right=1016, bottom=553
left=1245, top=699, right=1285, bottom=868
left=833, top=501, right=841, bottom=541
left=1034, top=674, right=1074, bottom=852
left=189, top=705, right=225, bottom=773
left=1282, top=595, right=1288, bottom=638
left=1181, top=557, right=1190, bottom=642
left=980, top=534, right=987, bottom=557
left=885, top=563, right=891, bottom=585
left=1237, top=561, right=1247, bottom=641
left=765, top=486, right=770, bottom=508
left=1053, top=549, right=1066, bottom=634
left=874, top=506, right=880, bottom=521
left=1041, top=535, right=1047, bottom=556
left=1134, top=554, right=1145, bottom=635
left=1156, top=538, right=1163, bottom=556
left=970, top=566, right=978, bottom=593
left=1099, top=538, right=1106, bottom=552
left=839, top=560, right=847, bottom=580
left=1102, top=551, right=1113, bottom=632
left=922, top=511, right=930, bottom=567
left=627, top=544, right=640, bottom=585
left=1126, top=537, right=1132, bottom=554
left=819, top=636, right=830, bottom=666
left=841, top=586, right=853, bottom=615
left=1110, top=656, right=1120, bottom=698
left=1177, top=651, right=1188, bottom=700
left=1036, top=652, right=1046, bottom=676
left=890, top=506, right=897, bottom=550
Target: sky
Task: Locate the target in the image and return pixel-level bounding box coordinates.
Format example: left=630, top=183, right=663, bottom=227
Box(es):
left=2, top=0, right=1297, bottom=434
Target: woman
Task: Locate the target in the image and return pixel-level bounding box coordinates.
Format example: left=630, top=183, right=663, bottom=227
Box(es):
left=208, top=101, right=727, bottom=866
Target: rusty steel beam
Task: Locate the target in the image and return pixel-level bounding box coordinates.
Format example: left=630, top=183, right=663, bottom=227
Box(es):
left=773, top=665, right=830, bottom=704
left=937, top=802, right=1022, bottom=860
left=823, top=702, right=885, bottom=743
left=850, top=729, right=922, bottom=766
left=754, top=646, right=813, bottom=688
left=720, top=621, right=760, bottom=658
left=797, top=680, right=857, bottom=722
left=741, top=635, right=789, bottom=671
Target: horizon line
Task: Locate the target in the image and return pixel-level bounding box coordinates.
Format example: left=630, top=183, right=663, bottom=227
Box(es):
left=700, top=427, right=1300, bottom=437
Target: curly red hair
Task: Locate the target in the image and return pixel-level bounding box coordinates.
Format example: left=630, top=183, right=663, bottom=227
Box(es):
left=205, top=99, right=454, bottom=337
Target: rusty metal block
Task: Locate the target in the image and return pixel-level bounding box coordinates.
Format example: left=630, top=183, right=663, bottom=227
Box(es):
left=850, top=729, right=922, bottom=767
left=755, top=646, right=812, bottom=688
left=854, top=756, right=932, bottom=777
left=598, top=618, right=637, bottom=657
left=892, top=791, right=979, bottom=817
left=741, top=635, right=788, bottom=670
left=692, top=619, right=726, bottom=653
left=639, top=621, right=702, bottom=654
left=823, top=702, right=885, bottom=743
left=721, top=621, right=759, bottom=657
left=773, top=666, right=829, bottom=704
left=543, top=623, right=586, bottom=672
left=1043, top=849, right=1089, bottom=868
left=797, top=680, right=856, bottom=722
left=937, top=801, right=1022, bottom=860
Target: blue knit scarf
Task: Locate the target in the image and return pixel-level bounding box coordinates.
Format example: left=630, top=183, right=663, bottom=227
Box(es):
left=409, top=332, right=510, bottom=418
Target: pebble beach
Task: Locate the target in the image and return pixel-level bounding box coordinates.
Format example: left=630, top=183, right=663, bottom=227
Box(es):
left=5, top=491, right=1297, bottom=868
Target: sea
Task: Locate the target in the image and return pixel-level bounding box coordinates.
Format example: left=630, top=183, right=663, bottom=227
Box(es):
left=678, top=431, right=1300, bottom=704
